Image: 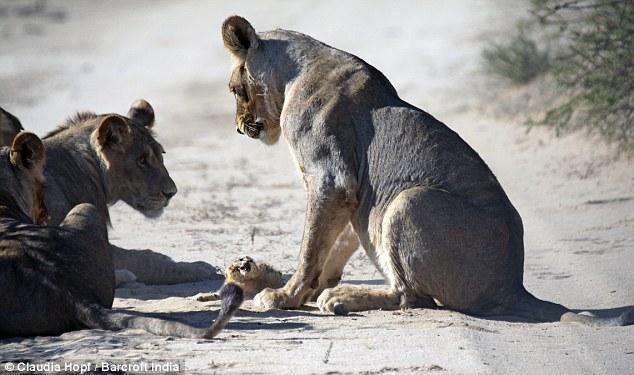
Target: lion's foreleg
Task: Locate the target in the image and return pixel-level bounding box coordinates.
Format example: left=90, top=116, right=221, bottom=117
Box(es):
left=253, top=184, right=354, bottom=309
left=310, top=223, right=360, bottom=300
left=111, top=245, right=221, bottom=285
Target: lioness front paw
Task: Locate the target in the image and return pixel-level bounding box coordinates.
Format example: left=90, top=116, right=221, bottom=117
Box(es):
left=253, top=287, right=296, bottom=310
left=316, top=287, right=350, bottom=315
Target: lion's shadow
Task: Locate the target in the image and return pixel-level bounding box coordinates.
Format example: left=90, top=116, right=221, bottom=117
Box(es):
left=114, top=279, right=633, bottom=324
left=111, top=307, right=315, bottom=332
left=471, top=305, right=634, bottom=324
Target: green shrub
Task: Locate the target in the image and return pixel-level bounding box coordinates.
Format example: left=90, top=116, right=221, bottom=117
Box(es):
left=484, top=0, right=634, bottom=151
left=482, top=25, right=550, bottom=84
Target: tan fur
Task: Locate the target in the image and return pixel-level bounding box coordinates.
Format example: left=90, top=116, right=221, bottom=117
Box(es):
left=2, top=103, right=217, bottom=286
left=197, top=256, right=285, bottom=302
left=0, top=133, right=242, bottom=337
left=222, top=16, right=633, bottom=327
left=310, top=224, right=360, bottom=300
left=26, top=101, right=215, bottom=285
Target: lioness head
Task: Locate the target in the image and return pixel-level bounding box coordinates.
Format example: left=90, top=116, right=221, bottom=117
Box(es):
left=0, top=107, right=24, bottom=148
left=221, top=16, right=286, bottom=145
left=91, top=100, right=177, bottom=218
left=0, top=132, right=47, bottom=224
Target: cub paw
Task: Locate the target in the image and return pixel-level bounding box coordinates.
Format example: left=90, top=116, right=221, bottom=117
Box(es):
left=193, top=292, right=220, bottom=302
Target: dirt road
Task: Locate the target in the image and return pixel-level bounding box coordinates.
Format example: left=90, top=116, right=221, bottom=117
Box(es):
left=1, top=1, right=632, bottom=373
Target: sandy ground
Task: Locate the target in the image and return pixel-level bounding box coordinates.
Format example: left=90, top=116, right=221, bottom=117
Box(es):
left=1, top=1, right=633, bottom=374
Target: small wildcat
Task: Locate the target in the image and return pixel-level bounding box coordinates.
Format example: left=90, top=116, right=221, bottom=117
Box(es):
left=196, top=256, right=286, bottom=301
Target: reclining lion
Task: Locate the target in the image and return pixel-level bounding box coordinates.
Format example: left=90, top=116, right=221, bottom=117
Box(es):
left=220, top=16, right=632, bottom=326
left=1, top=101, right=219, bottom=285
left=0, top=132, right=242, bottom=337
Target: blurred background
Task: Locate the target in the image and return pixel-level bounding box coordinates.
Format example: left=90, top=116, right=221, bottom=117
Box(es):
left=0, top=0, right=525, bottom=135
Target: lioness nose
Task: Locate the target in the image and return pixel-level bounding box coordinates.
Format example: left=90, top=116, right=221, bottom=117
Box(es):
left=162, top=182, right=177, bottom=200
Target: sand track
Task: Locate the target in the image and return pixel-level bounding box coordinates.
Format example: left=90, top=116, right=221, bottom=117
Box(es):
left=0, top=1, right=632, bottom=373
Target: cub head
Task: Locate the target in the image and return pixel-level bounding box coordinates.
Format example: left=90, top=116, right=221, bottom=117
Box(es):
left=0, top=132, right=47, bottom=224
left=225, top=256, right=260, bottom=282
left=91, top=100, right=177, bottom=218
left=221, top=16, right=284, bottom=145
left=0, top=107, right=24, bottom=148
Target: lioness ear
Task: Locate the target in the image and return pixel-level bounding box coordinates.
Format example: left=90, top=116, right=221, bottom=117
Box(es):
left=222, top=15, right=259, bottom=60
left=94, top=115, right=131, bottom=152
left=0, top=107, right=24, bottom=147
left=127, top=99, right=155, bottom=128
left=10, top=132, right=45, bottom=172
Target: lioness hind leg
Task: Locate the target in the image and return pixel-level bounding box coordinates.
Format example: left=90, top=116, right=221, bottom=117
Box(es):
left=316, top=285, right=401, bottom=314
left=310, top=224, right=360, bottom=300
left=380, top=187, right=517, bottom=313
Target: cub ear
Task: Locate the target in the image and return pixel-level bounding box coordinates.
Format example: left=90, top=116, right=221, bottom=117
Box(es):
left=0, top=107, right=24, bottom=147
left=10, top=132, right=45, bottom=172
left=127, top=99, right=155, bottom=128
left=222, top=15, right=259, bottom=60
left=94, top=115, right=131, bottom=152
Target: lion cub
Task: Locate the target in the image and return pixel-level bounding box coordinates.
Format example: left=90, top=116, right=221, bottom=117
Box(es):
left=197, top=256, right=285, bottom=301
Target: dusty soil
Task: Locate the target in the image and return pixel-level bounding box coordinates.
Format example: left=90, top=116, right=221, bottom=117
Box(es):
left=0, top=1, right=632, bottom=374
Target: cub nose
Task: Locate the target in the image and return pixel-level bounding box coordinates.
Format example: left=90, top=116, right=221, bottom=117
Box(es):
left=163, top=190, right=176, bottom=200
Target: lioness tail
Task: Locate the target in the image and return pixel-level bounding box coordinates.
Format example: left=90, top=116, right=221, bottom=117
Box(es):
left=76, top=283, right=244, bottom=338
left=509, top=289, right=633, bottom=327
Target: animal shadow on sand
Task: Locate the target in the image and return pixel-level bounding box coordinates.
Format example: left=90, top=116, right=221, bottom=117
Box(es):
left=0, top=311, right=310, bottom=365
left=0, top=308, right=313, bottom=355
left=460, top=305, right=634, bottom=324
left=115, top=279, right=632, bottom=324
left=107, top=308, right=314, bottom=332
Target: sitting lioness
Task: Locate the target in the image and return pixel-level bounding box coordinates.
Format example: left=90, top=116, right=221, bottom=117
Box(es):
left=1, top=101, right=218, bottom=285
left=220, top=16, right=633, bottom=326
left=0, top=133, right=242, bottom=337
